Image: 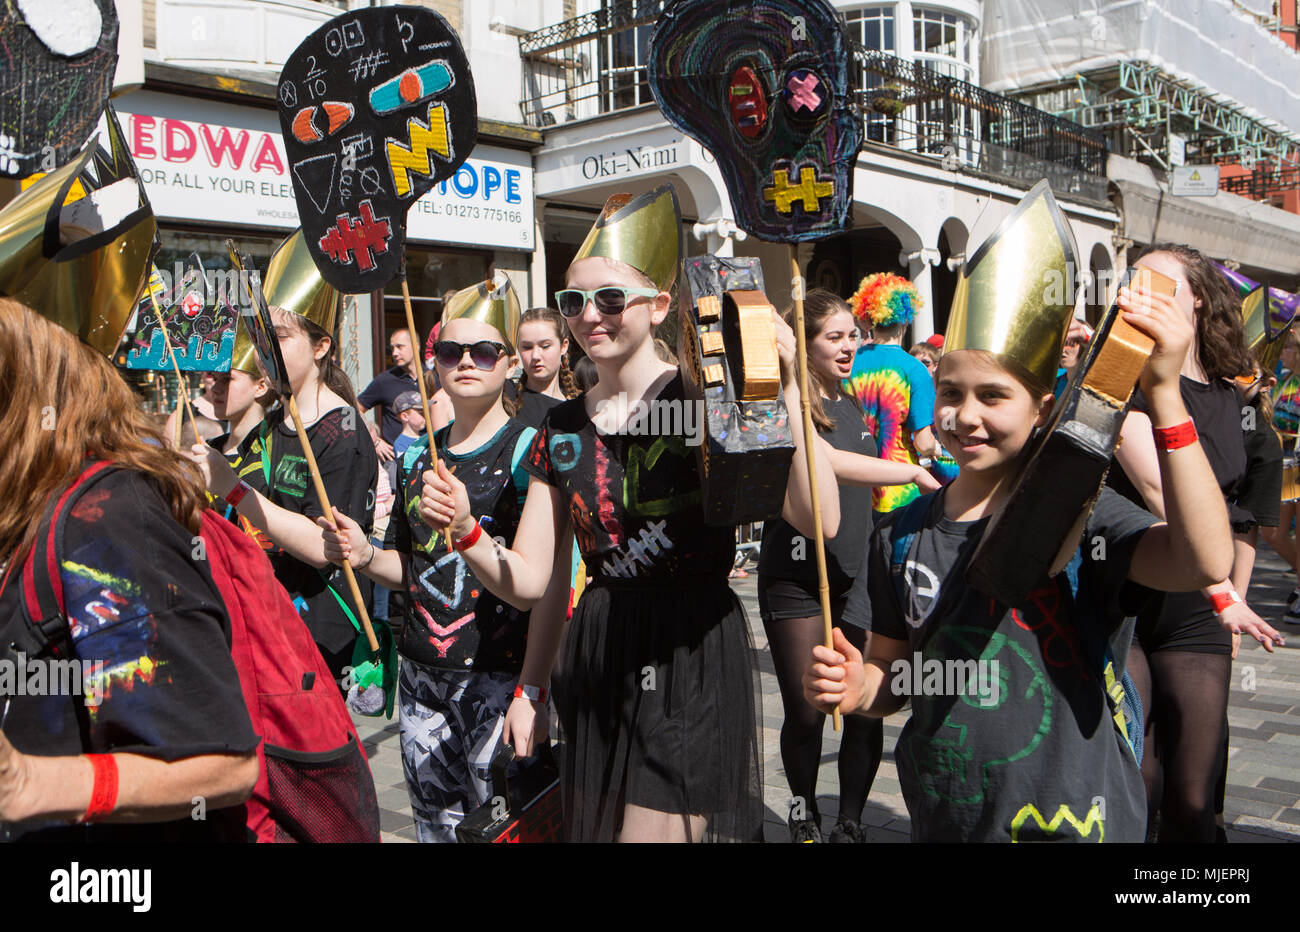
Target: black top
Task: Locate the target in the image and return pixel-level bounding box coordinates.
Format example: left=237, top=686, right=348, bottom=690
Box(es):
left=1235, top=401, right=1283, bottom=530
left=249, top=407, right=377, bottom=654
left=506, top=379, right=567, bottom=430
left=212, top=431, right=276, bottom=552
left=1108, top=377, right=1252, bottom=529
left=0, top=469, right=258, bottom=842
left=523, top=374, right=735, bottom=581
left=358, top=364, right=418, bottom=444
left=387, top=421, right=535, bottom=671
left=845, top=486, right=1157, bottom=842
left=759, top=392, right=876, bottom=587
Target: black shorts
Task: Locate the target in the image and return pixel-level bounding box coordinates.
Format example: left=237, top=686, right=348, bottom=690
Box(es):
left=758, top=576, right=852, bottom=623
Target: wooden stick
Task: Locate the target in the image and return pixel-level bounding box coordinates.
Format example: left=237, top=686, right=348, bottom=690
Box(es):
left=400, top=270, right=438, bottom=474
left=789, top=246, right=840, bottom=732
left=146, top=287, right=199, bottom=448
left=287, top=394, right=380, bottom=654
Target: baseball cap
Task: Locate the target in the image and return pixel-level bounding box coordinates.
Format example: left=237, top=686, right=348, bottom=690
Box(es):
left=393, top=391, right=422, bottom=414
left=924, top=333, right=944, bottom=349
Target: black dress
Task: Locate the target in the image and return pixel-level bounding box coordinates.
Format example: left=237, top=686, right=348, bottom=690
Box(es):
left=522, top=375, right=763, bottom=842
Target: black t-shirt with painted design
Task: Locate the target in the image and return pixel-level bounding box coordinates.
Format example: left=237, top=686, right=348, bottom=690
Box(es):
left=759, top=392, right=876, bottom=587
left=523, top=374, right=735, bottom=581
left=843, top=486, right=1157, bottom=843
left=253, top=408, right=377, bottom=655
left=387, top=421, right=535, bottom=671
left=0, top=469, right=258, bottom=842
left=213, top=430, right=276, bottom=553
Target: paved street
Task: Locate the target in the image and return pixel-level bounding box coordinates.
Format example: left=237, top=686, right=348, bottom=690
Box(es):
left=355, top=548, right=1300, bottom=844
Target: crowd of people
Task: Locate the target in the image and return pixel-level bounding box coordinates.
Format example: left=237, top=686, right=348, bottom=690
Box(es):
left=1, top=174, right=1294, bottom=845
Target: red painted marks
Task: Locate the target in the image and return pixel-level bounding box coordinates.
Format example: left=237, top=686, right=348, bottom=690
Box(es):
left=291, top=107, right=321, bottom=143
left=399, top=70, right=421, bottom=103
left=728, top=65, right=768, bottom=139
left=322, top=101, right=354, bottom=135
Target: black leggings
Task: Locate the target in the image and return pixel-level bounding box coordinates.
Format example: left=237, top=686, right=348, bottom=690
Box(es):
left=761, top=593, right=883, bottom=824
left=1127, top=643, right=1231, bottom=843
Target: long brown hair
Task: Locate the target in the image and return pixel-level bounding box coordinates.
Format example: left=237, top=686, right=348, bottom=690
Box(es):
left=0, top=299, right=208, bottom=567
left=274, top=308, right=360, bottom=409
left=1135, top=243, right=1255, bottom=382
left=782, top=288, right=857, bottom=431
left=514, top=307, right=579, bottom=400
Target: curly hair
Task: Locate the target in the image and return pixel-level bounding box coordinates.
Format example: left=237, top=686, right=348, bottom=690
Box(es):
left=849, top=273, right=922, bottom=330
left=1135, top=243, right=1255, bottom=382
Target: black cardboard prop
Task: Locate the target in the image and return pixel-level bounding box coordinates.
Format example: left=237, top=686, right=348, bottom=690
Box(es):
left=678, top=256, right=795, bottom=526
left=0, top=0, right=120, bottom=178
left=277, top=6, right=477, bottom=294
left=226, top=240, right=290, bottom=398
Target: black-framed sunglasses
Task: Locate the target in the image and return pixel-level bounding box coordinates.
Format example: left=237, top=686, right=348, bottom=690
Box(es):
left=554, top=286, right=660, bottom=319
left=432, top=340, right=507, bottom=370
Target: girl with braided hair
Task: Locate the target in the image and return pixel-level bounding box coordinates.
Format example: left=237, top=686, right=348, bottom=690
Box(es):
left=506, top=307, right=580, bottom=428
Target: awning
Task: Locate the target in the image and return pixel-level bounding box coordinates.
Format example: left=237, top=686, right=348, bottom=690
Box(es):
left=1109, top=155, right=1300, bottom=277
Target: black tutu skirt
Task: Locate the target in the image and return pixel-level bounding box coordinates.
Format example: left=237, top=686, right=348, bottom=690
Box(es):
left=552, top=577, right=763, bottom=842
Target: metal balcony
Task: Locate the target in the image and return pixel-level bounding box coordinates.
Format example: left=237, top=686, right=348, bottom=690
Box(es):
left=518, top=5, right=1108, bottom=204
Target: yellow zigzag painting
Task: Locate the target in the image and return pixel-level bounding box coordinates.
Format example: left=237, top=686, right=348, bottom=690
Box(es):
left=387, top=103, right=452, bottom=198
left=1010, top=802, right=1105, bottom=842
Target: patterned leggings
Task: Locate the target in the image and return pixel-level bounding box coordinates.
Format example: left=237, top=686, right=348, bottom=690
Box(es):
left=398, top=661, right=516, bottom=843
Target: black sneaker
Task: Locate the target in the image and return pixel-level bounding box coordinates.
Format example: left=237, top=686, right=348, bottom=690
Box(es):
left=788, top=817, right=823, bottom=843
left=1287, top=588, right=1300, bottom=610
left=828, top=818, right=865, bottom=843
left=1284, top=604, right=1300, bottom=627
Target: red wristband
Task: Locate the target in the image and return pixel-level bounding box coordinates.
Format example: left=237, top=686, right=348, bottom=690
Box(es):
left=81, top=754, right=119, bottom=823
left=452, top=521, right=482, bottom=552
left=1209, top=590, right=1242, bottom=616
left=513, top=684, right=548, bottom=703
left=1152, top=419, right=1198, bottom=452
left=225, top=480, right=252, bottom=508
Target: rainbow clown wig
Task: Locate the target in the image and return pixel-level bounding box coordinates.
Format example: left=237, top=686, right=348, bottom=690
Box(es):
left=850, top=273, right=923, bottom=330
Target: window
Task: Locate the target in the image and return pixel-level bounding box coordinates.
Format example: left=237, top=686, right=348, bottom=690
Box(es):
left=845, top=6, right=895, bottom=51
left=600, top=0, right=665, bottom=112
left=911, top=8, right=974, bottom=82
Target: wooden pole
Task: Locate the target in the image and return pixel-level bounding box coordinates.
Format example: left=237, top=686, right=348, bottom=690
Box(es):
left=147, top=287, right=199, bottom=448
left=400, top=268, right=437, bottom=474
left=789, top=246, right=840, bottom=731
left=287, top=394, right=380, bottom=654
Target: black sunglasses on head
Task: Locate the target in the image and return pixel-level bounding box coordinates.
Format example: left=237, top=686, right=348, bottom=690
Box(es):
left=432, top=340, right=507, bottom=370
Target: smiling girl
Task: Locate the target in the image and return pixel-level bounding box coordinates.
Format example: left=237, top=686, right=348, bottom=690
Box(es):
left=420, top=185, right=839, bottom=842
left=805, top=187, right=1234, bottom=842
left=758, top=289, right=938, bottom=843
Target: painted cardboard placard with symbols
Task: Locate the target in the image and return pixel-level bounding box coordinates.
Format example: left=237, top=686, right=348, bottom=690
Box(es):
left=648, top=0, right=862, bottom=243
left=277, top=6, right=477, bottom=293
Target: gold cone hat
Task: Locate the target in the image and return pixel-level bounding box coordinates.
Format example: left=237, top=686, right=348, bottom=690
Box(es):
left=230, top=316, right=262, bottom=376
left=945, top=180, right=1078, bottom=392
left=0, top=106, right=157, bottom=357
left=572, top=184, right=681, bottom=292
left=264, top=228, right=339, bottom=335
left=1241, top=284, right=1297, bottom=375
left=442, top=271, right=522, bottom=352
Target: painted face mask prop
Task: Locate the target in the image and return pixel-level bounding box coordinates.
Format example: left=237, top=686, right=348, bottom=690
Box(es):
left=125, top=255, right=235, bottom=372
left=0, top=0, right=119, bottom=178
left=277, top=6, right=477, bottom=293
left=648, top=0, right=862, bottom=243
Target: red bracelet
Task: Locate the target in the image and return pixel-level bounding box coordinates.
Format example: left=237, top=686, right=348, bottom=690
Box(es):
left=1152, top=419, right=1198, bottom=452
left=81, top=754, right=119, bottom=823
left=513, top=684, right=549, bottom=703
left=452, top=521, right=482, bottom=552
left=225, top=480, right=252, bottom=508
left=1209, top=590, right=1242, bottom=616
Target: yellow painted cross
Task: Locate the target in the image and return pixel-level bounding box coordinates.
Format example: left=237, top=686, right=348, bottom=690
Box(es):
left=762, top=166, right=834, bottom=214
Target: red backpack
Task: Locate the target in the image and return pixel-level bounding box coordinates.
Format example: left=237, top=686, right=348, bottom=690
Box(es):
left=17, top=462, right=381, bottom=843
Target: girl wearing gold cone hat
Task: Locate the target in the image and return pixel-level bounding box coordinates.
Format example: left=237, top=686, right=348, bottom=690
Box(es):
left=419, top=183, right=841, bottom=842
left=807, top=183, right=1238, bottom=842
left=319, top=271, right=574, bottom=842
left=187, top=230, right=378, bottom=690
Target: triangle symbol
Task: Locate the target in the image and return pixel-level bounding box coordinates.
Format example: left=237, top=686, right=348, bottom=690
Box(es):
left=292, top=152, right=337, bottom=214
left=418, top=551, right=467, bottom=607
left=1189, top=170, right=1201, bottom=181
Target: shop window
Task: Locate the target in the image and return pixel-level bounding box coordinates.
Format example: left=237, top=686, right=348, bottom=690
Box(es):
left=381, top=248, right=491, bottom=368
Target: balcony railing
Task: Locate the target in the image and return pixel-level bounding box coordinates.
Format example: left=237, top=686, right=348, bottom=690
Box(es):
left=518, top=3, right=1108, bottom=204
left=1220, top=166, right=1300, bottom=201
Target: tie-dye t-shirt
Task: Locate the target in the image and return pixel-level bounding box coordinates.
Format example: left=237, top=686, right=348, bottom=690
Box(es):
left=843, top=344, right=936, bottom=512
left=1273, top=370, right=1300, bottom=439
